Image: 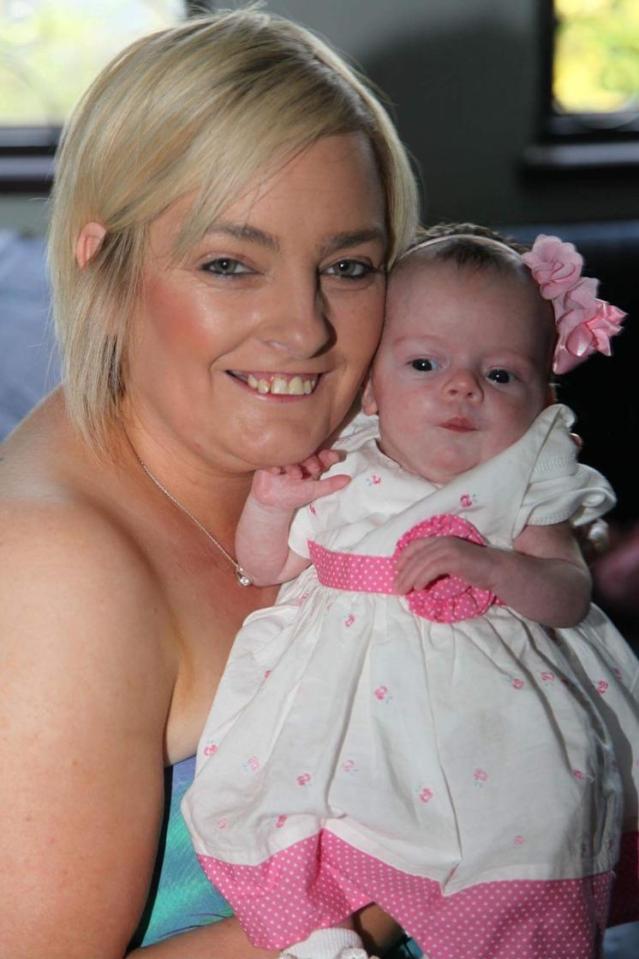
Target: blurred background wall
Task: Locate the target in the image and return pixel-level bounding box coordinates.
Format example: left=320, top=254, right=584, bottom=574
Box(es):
left=2, top=0, right=637, bottom=233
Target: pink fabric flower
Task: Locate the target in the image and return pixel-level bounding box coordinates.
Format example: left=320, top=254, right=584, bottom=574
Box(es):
left=522, top=234, right=627, bottom=374
left=522, top=235, right=583, bottom=299
left=393, top=514, right=498, bottom=622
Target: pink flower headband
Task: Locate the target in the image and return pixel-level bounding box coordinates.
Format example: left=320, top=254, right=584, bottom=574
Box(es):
left=411, top=232, right=627, bottom=375
left=521, top=234, right=626, bottom=375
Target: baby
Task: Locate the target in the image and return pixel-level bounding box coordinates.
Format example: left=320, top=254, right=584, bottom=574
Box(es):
left=183, top=228, right=639, bottom=959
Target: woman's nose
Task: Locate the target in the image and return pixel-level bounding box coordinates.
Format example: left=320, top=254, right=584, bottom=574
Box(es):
left=260, top=275, right=332, bottom=359
left=444, top=368, right=481, bottom=399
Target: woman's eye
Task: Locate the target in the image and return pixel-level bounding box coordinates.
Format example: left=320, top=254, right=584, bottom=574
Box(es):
left=411, top=358, right=438, bottom=372
left=324, top=259, right=373, bottom=279
left=488, top=368, right=513, bottom=384
left=202, top=257, right=252, bottom=276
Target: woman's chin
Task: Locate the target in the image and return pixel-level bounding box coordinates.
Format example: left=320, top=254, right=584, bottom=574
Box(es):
left=236, top=420, right=332, bottom=470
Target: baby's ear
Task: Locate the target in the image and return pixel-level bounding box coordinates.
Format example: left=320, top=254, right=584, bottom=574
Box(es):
left=75, top=222, right=107, bottom=268
left=361, top=376, right=378, bottom=415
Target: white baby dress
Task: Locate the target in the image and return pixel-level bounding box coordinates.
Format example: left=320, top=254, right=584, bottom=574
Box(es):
left=182, top=404, right=639, bottom=959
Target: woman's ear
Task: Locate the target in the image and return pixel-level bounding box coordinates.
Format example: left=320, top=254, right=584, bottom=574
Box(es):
left=75, top=222, right=107, bottom=268
left=361, top=376, right=378, bottom=415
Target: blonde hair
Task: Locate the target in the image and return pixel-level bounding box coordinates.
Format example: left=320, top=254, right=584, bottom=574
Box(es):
left=48, top=8, right=419, bottom=447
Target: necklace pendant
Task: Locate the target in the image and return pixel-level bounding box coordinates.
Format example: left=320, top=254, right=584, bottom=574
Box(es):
left=235, top=566, right=253, bottom=588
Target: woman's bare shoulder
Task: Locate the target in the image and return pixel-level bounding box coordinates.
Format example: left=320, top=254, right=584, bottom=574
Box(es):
left=0, top=404, right=178, bottom=690
left=0, top=421, right=179, bottom=956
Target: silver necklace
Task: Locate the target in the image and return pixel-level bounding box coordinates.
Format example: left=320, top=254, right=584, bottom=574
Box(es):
left=132, top=451, right=253, bottom=588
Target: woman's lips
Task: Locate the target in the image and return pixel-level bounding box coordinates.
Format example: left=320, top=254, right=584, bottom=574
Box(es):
left=440, top=417, right=476, bottom=432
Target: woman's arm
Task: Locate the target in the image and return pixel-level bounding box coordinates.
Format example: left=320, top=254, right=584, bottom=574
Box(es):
left=395, top=521, right=591, bottom=628
left=0, top=503, right=277, bottom=959
left=128, top=906, right=400, bottom=958
left=0, top=503, right=174, bottom=958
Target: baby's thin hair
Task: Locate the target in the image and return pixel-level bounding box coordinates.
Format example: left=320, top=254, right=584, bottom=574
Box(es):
left=402, top=222, right=530, bottom=275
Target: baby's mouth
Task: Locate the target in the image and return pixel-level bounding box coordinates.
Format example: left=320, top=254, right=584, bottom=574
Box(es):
left=229, top=371, right=319, bottom=396
left=440, top=417, right=476, bottom=432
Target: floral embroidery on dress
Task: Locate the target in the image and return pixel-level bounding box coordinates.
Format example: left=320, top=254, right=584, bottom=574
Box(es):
left=296, top=772, right=311, bottom=786
left=419, top=787, right=434, bottom=804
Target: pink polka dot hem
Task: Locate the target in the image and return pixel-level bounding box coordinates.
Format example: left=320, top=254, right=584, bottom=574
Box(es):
left=197, top=830, right=624, bottom=957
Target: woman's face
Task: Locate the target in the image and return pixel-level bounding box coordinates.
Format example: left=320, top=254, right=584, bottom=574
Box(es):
left=125, top=133, right=387, bottom=473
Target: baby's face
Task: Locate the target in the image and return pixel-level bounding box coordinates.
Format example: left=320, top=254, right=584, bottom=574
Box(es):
left=363, top=258, right=554, bottom=483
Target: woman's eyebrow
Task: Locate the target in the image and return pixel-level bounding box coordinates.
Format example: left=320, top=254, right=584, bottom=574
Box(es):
left=202, top=223, right=386, bottom=256
left=203, top=222, right=280, bottom=250
left=319, top=228, right=386, bottom=258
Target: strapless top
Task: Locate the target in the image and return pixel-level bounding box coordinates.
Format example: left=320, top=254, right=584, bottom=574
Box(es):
left=131, top=756, right=232, bottom=948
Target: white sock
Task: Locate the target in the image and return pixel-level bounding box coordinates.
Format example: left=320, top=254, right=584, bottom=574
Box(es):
left=279, top=926, right=365, bottom=959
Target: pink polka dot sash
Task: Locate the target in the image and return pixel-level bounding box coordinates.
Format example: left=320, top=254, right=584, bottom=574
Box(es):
left=309, top=513, right=500, bottom=623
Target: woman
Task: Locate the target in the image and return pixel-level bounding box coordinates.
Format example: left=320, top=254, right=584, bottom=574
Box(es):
left=0, top=10, right=419, bottom=959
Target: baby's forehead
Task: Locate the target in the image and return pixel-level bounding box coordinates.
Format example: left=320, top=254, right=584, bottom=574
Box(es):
left=386, top=243, right=536, bottom=315
left=385, top=255, right=460, bottom=320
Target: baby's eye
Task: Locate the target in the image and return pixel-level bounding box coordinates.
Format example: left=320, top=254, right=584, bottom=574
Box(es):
left=323, top=259, right=374, bottom=279
left=487, top=368, right=513, bottom=384
left=202, top=257, right=253, bottom=276
left=411, top=358, right=439, bottom=372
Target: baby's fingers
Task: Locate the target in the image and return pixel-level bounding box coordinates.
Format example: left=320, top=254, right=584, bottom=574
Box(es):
left=310, top=473, right=350, bottom=500
left=395, top=565, right=431, bottom=595
left=285, top=463, right=311, bottom=481
left=316, top=448, right=343, bottom=470
left=299, top=448, right=343, bottom=479
left=394, top=539, right=450, bottom=593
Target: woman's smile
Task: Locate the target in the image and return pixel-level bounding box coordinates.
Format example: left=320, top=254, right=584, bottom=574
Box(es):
left=227, top=370, right=320, bottom=397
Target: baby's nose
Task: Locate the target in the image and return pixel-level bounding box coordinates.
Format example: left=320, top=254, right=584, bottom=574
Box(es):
left=444, top=368, right=480, bottom=398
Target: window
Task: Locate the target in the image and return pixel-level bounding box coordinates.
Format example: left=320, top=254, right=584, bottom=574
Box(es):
left=527, top=0, right=639, bottom=170
left=0, top=0, right=192, bottom=190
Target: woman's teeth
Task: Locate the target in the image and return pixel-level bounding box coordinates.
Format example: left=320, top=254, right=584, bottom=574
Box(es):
left=246, top=374, right=317, bottom=396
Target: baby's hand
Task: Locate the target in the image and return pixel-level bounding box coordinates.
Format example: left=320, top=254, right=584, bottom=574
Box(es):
left=251, top=449, right=350, bottom=511
left=394, top=535, right=496, bottom=594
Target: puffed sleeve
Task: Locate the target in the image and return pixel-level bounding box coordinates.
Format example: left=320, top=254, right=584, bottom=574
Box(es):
left=513, top=409, right=616, bottom=537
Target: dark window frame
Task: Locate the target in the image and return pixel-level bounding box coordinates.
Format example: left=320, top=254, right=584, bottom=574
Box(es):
left=524, top=0, right=639, bottom=173
left=0, top=0, right=202, bottom=193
